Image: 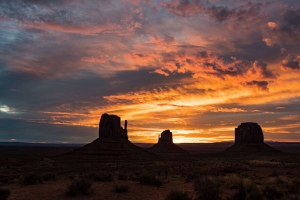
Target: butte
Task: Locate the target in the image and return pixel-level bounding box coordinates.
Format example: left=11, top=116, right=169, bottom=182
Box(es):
left=71, top=113, right=154, bottom=159
left=148, top=130, right=189, bottom=155
left=225, top=122, right=278, bottom=153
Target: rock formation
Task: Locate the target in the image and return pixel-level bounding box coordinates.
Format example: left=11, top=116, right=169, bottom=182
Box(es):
left=99, top=113, right=128, bottom=139
left=159, top=130, right=173, bottom=143
left=235, top=122, right=264, bottom=143
left=70, top=113, right=154, bottom=159
left=226, top=122, right=278, bottom=153
left=148, top=130, right=189, bottom=155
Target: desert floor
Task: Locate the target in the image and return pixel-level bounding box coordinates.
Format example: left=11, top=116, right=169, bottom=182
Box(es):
left=0, top=143, right=300, bottom=200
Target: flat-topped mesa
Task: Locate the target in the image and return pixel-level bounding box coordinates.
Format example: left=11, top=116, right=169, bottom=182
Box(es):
left=235, top=122, right=264, bottom=143
left=99, top=113, right=128, bottom=139
left=158, top=130, right=173, bottom=143
left=148, top=129, right=188, bottom=154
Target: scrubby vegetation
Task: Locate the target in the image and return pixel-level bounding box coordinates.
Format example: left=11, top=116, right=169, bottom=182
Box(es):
left=0, top=189, right=10, bottom=200
left=87, top=172, right=114, bottom=182
left=113, top=183, right=129, bottom=193
left=165, top=190, right=192, bottom=200
left=19, top=173, right=43, bottom=186
left=194, top=177, right=221, bottom=200
left=42, top=173, right=56, bottom=181
left=66, top=179, right=93, bottom=196
left=139, top=174, right=163, bottom=187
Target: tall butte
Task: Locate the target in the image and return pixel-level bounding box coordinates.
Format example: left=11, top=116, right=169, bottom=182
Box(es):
left=98, top=113, right=128, bottom=139
left=72, top=113, right=153, bottom=158
left=148, top=130, right=189, bottom=155
left=226, top=122, right=278, bottom=153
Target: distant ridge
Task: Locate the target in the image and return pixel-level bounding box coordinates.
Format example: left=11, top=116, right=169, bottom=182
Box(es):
left=0, top=142, right=84, bottom=147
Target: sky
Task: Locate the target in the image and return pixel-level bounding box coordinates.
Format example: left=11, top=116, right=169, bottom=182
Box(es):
left=0, top=0, right=300, bottom=144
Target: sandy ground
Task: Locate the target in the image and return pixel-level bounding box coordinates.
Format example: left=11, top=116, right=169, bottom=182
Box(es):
left=4, top=178, right=195, bottom=200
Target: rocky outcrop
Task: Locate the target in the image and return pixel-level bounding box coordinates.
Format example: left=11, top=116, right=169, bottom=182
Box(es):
left=99, top=113, right=128, bottom=139
left=235, top=122, right=264, bottom=143
left=69, top=113, right=154, bottom=159
left=226, top=122, right=278, bottom=153
left=159, top=130, right=173, bottom=143
left=148, top=130, right=188, bottom=155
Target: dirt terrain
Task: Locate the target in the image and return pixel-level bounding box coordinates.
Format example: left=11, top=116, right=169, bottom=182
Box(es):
left=0, top=142, right=300, bottom=200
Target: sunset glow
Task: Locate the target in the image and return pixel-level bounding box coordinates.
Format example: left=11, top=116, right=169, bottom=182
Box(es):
left=0, top=0, right=300, bottom=143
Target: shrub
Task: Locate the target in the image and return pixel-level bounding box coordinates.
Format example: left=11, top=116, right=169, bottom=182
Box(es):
left=117, top=173, right=127, bottom=180
left=245, top=186, right=263, bottom=200
left=165, top=190, right=192, bottom=200
left=263, top=186, right=284, bottom=200
left=43, top=173, right=56, bottom=181
left=194, top=177, right=221, bottom=200
left=185, top=173, right=198, bottom=183
left=20, top=173, right=43, bottom=186
left=88, top=172, right=113, bottom=182
left=232, top=189, right=246, bottom=200
left=139, top=174, right=163, bottom=187
left=113, top=184, right=129, bottom=193
left=66, top=179, right=93, bottom=196
left=230, top=185, right=263, bottom=200
left=0, top=189, right=10, bottom=200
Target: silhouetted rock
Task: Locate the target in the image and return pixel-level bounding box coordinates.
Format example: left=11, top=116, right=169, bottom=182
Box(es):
left=226, top=122, right=278, bottom=153
left=69, top=113, right=154, bottom=159
left=159, top=130, right=173, bottom=143
left=235, top=122, right=264, bottom=143
left=148, top=130, right=189, bottom=155
left=99, top=113, right=128, bottom=139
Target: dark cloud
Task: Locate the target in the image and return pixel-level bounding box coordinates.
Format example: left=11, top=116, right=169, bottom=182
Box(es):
left=162, top=0, right=263, bottom=22
left=264, top=9, right=300, bottom=46
left=205, top=2, right=262, bottom=22
left=279, top=9, right=300, bottom=39
left=0, top=118, right=97, bottom=143
left=157, top=51, right=277, bottom=82
left=253, top=61, right=277, bottom=78
left=281, top=54, right=300, bottom=70
left=246, top=80, right=269, bottom=91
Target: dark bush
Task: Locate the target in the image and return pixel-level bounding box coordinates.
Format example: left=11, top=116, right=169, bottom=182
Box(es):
left=20, top=173, right=43, bottom=186
left=232, top=189, right=246, bottom=200
left=66, top=179, right=93, bottom=196
left=153, top=178, right=163, bottom=187
left=263, top=186, right=284, bottom=200
left=139, top=174, right=163, bottom=187
left=0, top=189, right=10, bottom=200
left=230, top=185, right=263, bottom=200
left=185, top=173, right=198, bottom=183
left=165, top=190, right=192, bottom=200
left=245, top=186, right=263, bottom=200
left=88, top=172, right=113, bottom=182
left=43, top=173, right=56, bottom=181
left=117, top=173, right=127, bottom=180
left=194, top=177, right=221, bottom=200
left=113, top=184, right=129, bottom=193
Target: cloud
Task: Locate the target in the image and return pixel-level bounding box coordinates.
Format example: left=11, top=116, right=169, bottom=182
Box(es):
left=153, top=69, right=169, bottom=76
left=246, top=80, right=269, bottom=91
left=162, top=0, right=263, bottom=22
left=281, top=54, right=300, bottom=70
left=263, top=9, right=300, bottom=46
left=0, top=0, right=144, bottom=35
left=152, top=51, right=276, bottom=86
left=252, top=61, right=277, bottom=78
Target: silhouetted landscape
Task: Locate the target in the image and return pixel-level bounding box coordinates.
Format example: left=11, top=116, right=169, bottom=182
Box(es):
left=0, top=114, right=300, bottom=200
left=1, top=0, right=300, bottom=199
